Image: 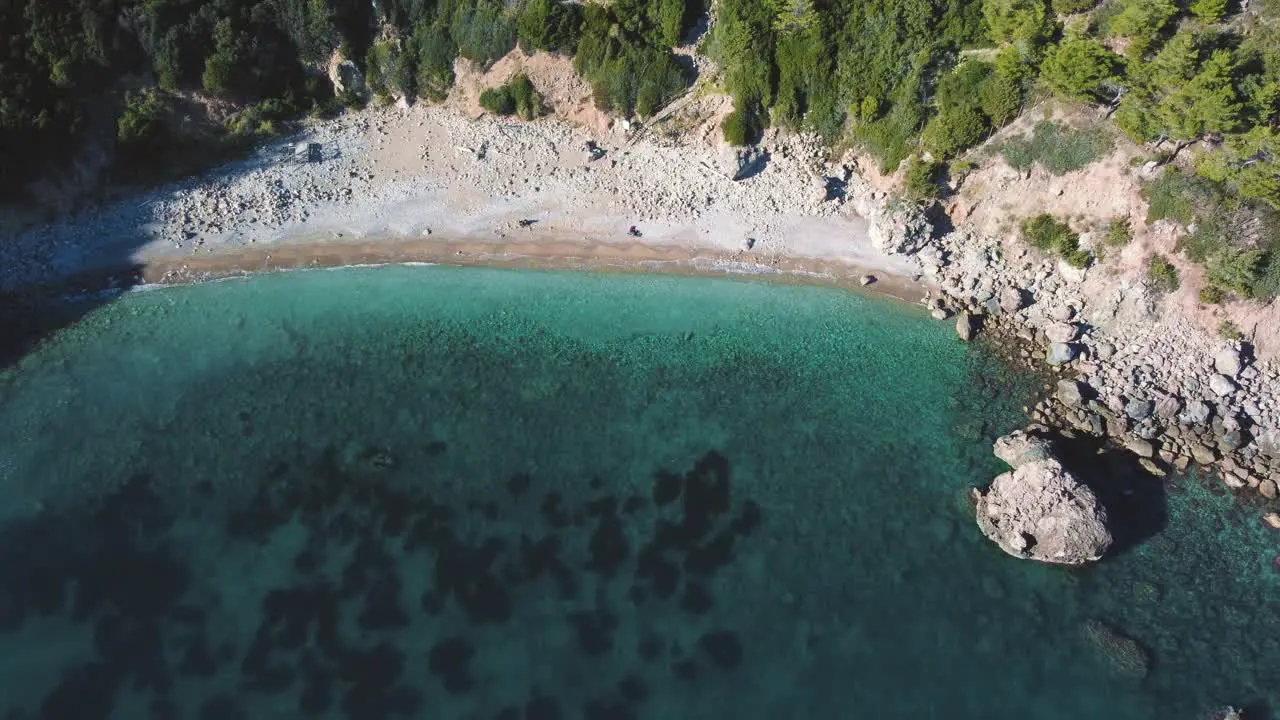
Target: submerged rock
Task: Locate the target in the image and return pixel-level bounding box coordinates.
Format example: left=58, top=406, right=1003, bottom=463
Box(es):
left=976, top=432, right=1111, bottom=565
left=1079, top=619, right=1151, bottom=678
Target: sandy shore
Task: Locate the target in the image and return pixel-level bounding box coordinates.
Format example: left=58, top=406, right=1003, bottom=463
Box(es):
left=133, top=233, right=925, bottom=302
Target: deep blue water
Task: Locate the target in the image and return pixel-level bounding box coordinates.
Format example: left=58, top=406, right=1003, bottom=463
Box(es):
left=0, top=266, right=1275, bottom=720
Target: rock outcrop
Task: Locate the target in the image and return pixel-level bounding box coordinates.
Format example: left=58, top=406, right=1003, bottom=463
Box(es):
left=975, top=431, right=1112, bottom=565
left=328, top=54, right=366, bottom=98
left=867, top=198, right=930, bottom=255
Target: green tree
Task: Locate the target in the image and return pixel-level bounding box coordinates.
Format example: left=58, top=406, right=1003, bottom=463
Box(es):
left=1040, top=38, right=1120, bottom=102
left=414, top=23, right=457, bottom=102
left=923, top=104, right=990, bottom=158
left=1189, top=0, right=1227, bottom=22
left=1108, top=0, right=1177, bottom=59
left=983, top=0, right=1050, bottom=46
left=903, top=154, right=941, bottom=200
left=201, top=19, right=240, bottom=96
left=1157, top=50, right=1242, bottom=144
left=979, top=72, right=1022, bottom=125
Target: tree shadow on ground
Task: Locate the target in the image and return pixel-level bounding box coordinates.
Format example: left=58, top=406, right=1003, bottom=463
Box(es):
left=0, top=264, right=144, bottom=372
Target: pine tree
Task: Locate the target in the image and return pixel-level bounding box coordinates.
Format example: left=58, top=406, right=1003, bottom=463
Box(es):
left=1040, top=38, right=1120, bottom=101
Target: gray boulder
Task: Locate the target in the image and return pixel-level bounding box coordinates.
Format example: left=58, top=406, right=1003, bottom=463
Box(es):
left=328, top=58, right=366, bottom=98
left=956, top=312, right=979, bottom=342
left=1124, top=397, right=1154, bottom=421
left=1179, top=399, right=1213, bottom=426
left=1047, top=342, right=1077, bottom=365
left=1056, top=379, right=1087, bottom=408
left=1209, top=373, right=1236, bottom=396
left=975, top=455, right=1112, bottom=565
left=1214, top=347, right=1243, bottom=377
left=999, top=287, right=1025, bottom=314
left=1255, top=428, right=1280, bottom=457
left=1045, top=322, right=1079, bottom=344
left=868, top=199, right=931, bottom=255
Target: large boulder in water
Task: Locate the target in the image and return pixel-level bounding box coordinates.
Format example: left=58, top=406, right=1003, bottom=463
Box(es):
left=975, top=433, right=1112, bottom=565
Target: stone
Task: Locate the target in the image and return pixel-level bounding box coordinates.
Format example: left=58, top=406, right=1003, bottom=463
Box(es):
left=1218, top=430, right=1243, bottom=453
left=1056, top=379, right=1087, bottom=408
left=859, top=274, right=876, bottom=286
left=1045, top=323, right=1079, bottom=344
left=1255, top=428, right=1280, bottom=457
left=1191, top=444, right=1217, bottom=465
left=1058, top=259, right=1087, bottom=284
left=999, top=287, right=1024, bottom=314
left=993, top=430, right=1054, bottom=468
left=1221, top=472, right=1246, bottom=490
left=956, top=312, right=979, bottom=342
left=1179, top=400, right=1213, bottom=426
left=1213, top=347, right=1243, bottom=377
left=1138, top=458, right=1165, bottom=477
left=1209, top=373, right=1236, bottom=396
left=1049, top=304, right=1075, bottom=322
left=1133, top=419, right=1160, bottom=441
left=977, top=441, right=1112, bottom=565
left=1047, top=343, right=1077, bottom=366
left=1263, top=512, right=1280, bottom=530
left=1153, top=393, right=1182, bottom=420
left=1125, top=437, right=1155, bottom=458
left=1260, top=479, right=1278, bottom=500
left=1124, top=397, right=1154, bottom=421
left=1173, top=455, right=1191, bottom=472
left=1094, top=341, right=1115, bottom=360
left=931, top=308, right=950, bottom=320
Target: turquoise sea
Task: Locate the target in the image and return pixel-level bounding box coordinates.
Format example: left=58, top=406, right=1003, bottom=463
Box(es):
left=0, top=265, right=1275, bottom=719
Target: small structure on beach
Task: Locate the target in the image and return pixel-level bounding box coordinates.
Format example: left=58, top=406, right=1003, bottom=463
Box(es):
left=295, top=142, right=322, bottom=163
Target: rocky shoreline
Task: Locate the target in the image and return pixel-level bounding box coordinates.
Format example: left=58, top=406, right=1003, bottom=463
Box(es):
left=865, top=196, right=1280, bottom=534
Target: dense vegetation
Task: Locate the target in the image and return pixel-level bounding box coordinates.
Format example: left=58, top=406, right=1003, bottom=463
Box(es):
left=0, top=0, right=700, bottom=199
left=4, top=0, right=1279, bottom=300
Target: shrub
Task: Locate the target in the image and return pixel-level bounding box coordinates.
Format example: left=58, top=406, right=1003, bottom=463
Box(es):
left=479, top=74, right=544, bottom=120
left=1198, top=285, right=1225, bottom=304
left=1146, top=254, right=1180, bottom=293
left=1104, top=217, right=1132, bottom=246
left=507, top=73, right=542, bottom=120
left=479, top=87, right=516, bottom=115
left=1021, top=213, right=1091, bottom=266
left=1143, top=170, right=1218, bottom=226
left=1254, top=251, right=1280, bottom=300
left=999, top=122, right=1114, bottom=175
left=1206, top=248, right=1263, bottom=298
left=722, top=101, right=762, bottom=146
left=117, top=89, right=166, bottom=148
left=1218, top=319, right=1241, bottom=340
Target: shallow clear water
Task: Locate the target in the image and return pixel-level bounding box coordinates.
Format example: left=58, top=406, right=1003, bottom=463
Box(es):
left=0, top=266, right=1275, bottom=720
